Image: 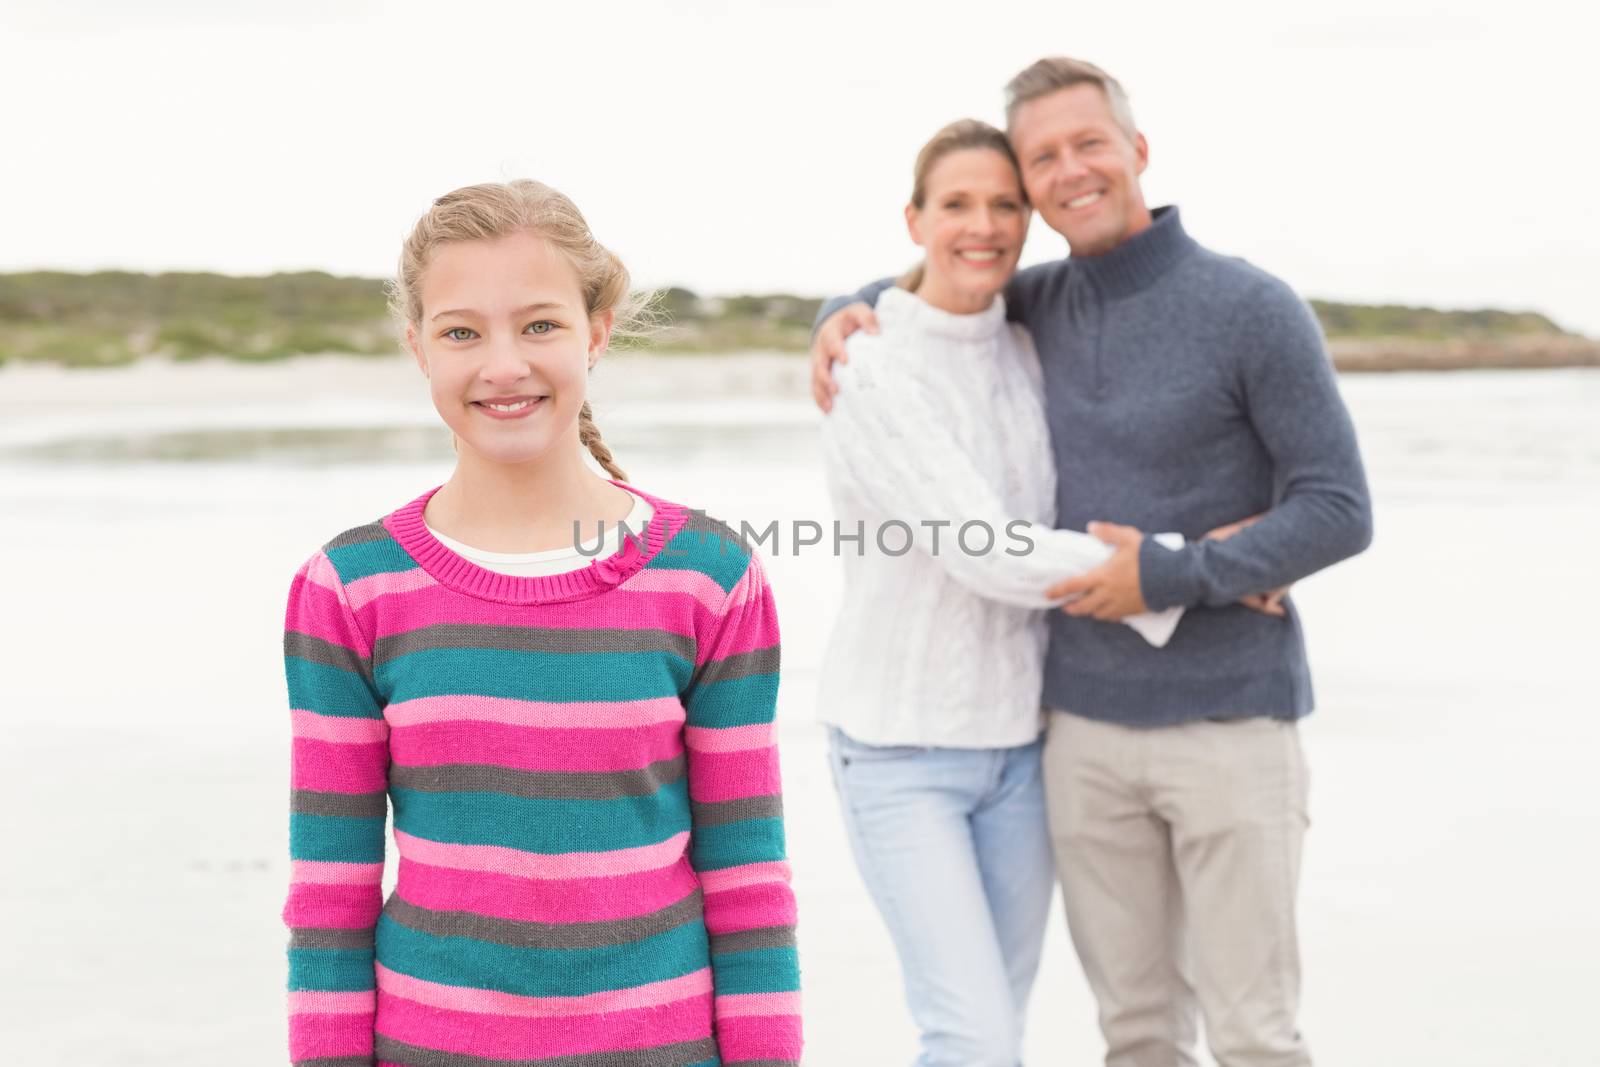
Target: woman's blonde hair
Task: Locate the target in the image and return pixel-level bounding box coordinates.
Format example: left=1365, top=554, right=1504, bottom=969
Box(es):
left=897, top=119, right=1025, bottom=293
left=386, top=179, right=655, bottom=481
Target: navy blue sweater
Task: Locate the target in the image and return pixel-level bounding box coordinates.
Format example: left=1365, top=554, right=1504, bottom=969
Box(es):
left=818, top=206, right=1373, bottom=726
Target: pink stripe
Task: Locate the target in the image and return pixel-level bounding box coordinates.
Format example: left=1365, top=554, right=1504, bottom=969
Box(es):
left=386, top=694, right=684, bottom=730
left=710, top=619, right=779, bottom=660
left=621, top=567, right=730, bottom=614
left=395, top=856, right=699, bottom=924
left=716, top=991, right=802, bottom=1018
left=375, top=963, right=711, bottom=1019
left=289, top=990, right=375, bottom=1015
left=288, top=569, right=370, bottom=657
left=284, top=882, right=382, bottom=928
left=690, top=567, right=780, bottom=663
left=687, top=747, right=782, bottom=803
left=292, top=737, right=388, bottom=793
left=305, top=553, right=374, bottom=658
left=302, top=550, right=346, bottom=595
left=713, top=1011, right=803, bottom=1062
left=292, top=707, right=387, bottom=744
left=288, top=1010, right=373, bottom=1061
left=389, top=720, right=681, bottom=773
left=375, top=988, right=712, bottom=1057
left=702, top=883, right=797, bottom=935
left=393, top=828, right=688, bottom=880
left=343, top=565, right=436, bottom=611
left=684, top=722, right=773, bottom=754
left=697, top=860, right=791, bottom=894
left=291, top=860, right=385, bottom=885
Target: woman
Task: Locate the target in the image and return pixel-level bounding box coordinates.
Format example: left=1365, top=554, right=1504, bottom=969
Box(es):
left=815, top=120, right=1182, bottom=1066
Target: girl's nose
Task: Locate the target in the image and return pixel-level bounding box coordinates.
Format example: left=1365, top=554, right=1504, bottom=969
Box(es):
left=481, top=339, right=531, bottom=383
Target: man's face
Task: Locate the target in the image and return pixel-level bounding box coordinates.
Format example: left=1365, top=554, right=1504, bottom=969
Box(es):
left=1010, top=83, right=1151, bottom=256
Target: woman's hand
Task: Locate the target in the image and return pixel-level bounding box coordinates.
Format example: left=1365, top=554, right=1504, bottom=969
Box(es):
left=1203, top=512, right=1291, bottom=618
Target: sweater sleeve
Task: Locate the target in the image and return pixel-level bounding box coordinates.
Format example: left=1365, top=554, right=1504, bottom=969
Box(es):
left=1138, top=277, right=1375, bottom=610
left=811, top=276, right=896, bottom=336
left=682, top=548, right=802, bottom=1066
left=821, top=335, right=1184, bottom=646
left=282, top=550, right=389, bottom=1067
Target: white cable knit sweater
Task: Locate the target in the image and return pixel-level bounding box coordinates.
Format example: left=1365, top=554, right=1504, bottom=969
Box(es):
left=817, top=286, right=1182, bottom=748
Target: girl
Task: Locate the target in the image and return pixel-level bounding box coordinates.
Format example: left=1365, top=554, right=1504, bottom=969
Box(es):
left=815, top=120, right=1183, bottom=1066
left=281, top=180, right=800, bottom=1067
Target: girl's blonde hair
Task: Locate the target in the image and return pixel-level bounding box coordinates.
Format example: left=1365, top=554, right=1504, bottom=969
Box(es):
left=387, top=179, right=656, bottom=481
left=897, top=119, right=1025, bottom=293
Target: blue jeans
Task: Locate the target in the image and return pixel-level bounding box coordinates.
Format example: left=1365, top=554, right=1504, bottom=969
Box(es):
left=826, top=726, right=1056, bottom=1067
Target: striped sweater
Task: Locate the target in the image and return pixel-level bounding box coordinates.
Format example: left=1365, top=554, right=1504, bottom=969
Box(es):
left=281, top=481, right=801, bottom=1067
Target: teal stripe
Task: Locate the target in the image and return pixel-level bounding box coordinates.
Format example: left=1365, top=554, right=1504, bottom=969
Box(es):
left=290, top=813, right=386, bottom=863
left=375, top=910, right=710, bottom=997
left=709, top=945, right=801, bottom=995
left=689, top=817, right=785, bottom=872
left=326, top=537, right=416, bottom=584
left=391, top=781, right=689, bottom=853
left=288, top=946, right=375, bottom=991
left=685, top=672, right=778, bottom=729
left=649, top=532, right=750, bottom=594
left=285, top=657, right=380, bottom=718
left=376, top=647, right=692, bottom=704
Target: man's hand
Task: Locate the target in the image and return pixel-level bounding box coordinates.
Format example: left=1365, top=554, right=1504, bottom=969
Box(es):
left=1203, top=511, right=1291, bottom=618
left=1046, top=521, right=1148, bottom=620
left=811, top=302, right=879, bottom=412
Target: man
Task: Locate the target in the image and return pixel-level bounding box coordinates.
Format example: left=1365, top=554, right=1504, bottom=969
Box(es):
left=809, top=57, right=1372, bottom=1067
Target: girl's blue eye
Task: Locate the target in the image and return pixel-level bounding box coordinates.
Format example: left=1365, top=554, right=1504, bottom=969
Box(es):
left=442, top=322, right=555, bottom=341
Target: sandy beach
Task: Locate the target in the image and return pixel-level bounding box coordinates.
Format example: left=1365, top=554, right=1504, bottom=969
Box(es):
left=2, top=353, right=1597, bottom=1065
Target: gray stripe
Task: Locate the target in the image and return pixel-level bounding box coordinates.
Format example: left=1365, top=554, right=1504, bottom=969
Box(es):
left=375, top=1034, right=720, bottom=1067
left=284, top=631, right=369, bottom=676
left=690, top=793, right=783, bottom=828
left=692, top=644, right=780, bottom=688
left=297, top=1057, right=375, bottom=1067
left=291, top=789, right=388, bottom=819
left=325, top=522, right=390, bottom=550
left=711, top=924, right=797, bottom=954
left=679, top=511, right=739, bottom=540
left=389, top=754, right=685, bottom=801
left=290, top=927, right=375, bottom=950
left=382, top=889, right=702, bottom=950
left=373, top=623, right=695, bottom=664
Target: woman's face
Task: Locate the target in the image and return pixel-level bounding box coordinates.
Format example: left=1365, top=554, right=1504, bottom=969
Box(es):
left=905, top=147, right=1030, bottom=306
left=406, top=231, right=611, bottom=468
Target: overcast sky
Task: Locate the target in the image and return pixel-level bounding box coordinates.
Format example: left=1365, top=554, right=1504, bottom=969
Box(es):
left=3, top=1, right=1596, bottom=334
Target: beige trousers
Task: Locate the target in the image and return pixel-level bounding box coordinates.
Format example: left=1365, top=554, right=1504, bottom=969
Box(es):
left=1043, top=710, right=1312, bottom=1067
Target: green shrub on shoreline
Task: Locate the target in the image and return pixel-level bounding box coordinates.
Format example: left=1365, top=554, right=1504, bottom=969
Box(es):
left=0, top=270, right=1593, bottom=370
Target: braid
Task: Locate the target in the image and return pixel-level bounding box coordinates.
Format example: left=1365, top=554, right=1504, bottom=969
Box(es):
left=578, top=401, right=627, bottom=481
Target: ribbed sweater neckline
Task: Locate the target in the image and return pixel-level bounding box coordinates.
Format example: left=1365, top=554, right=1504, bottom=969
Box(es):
left=877, top=285, right=1008, bottom=342
left=382, top=479, right=688, bottom=605
left=1070, top=204, right=1197, bottom=299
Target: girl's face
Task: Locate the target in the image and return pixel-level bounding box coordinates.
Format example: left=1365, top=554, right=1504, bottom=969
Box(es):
left=905, top=147, right=1029, bottom=305
left=407, top=230, right=612, bottom=468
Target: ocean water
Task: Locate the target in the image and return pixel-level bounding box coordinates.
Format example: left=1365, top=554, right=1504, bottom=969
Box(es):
left=1, top=358, right=1596, bottom=1065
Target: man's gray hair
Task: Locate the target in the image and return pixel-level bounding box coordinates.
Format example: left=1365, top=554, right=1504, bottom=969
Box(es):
left=1004, top=57, right=1138, bottom=142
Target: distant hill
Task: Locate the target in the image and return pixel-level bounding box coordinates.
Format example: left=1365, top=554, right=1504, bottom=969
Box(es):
left=1, top=270, right=1595, bottom=371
